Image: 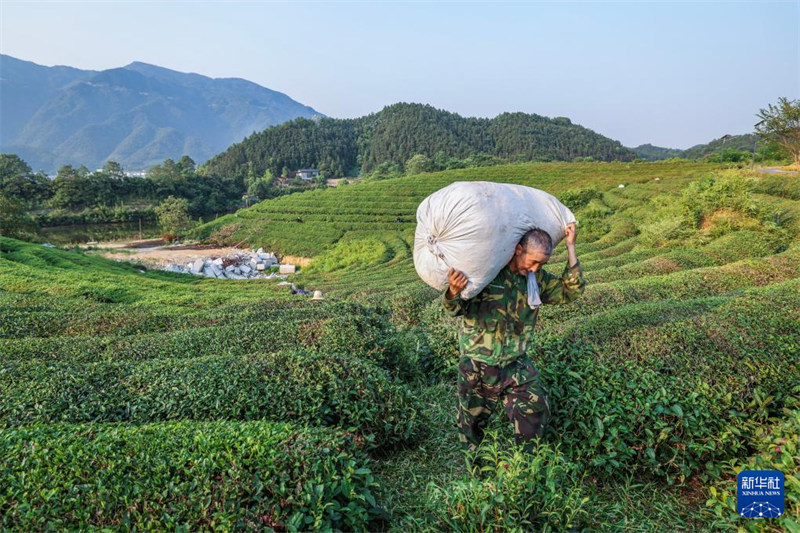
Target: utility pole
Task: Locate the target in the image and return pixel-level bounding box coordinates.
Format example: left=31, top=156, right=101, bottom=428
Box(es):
left=752, top=120, right=766, bottom=169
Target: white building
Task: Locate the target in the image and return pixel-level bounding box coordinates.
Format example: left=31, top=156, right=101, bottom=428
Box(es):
left=296, top=169, right=320, bottom=180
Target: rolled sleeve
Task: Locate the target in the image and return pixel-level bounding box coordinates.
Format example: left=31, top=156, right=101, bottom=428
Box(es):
left=539, top=260, right=586, bottom=304
left=442, top=289, right=468, bottom=316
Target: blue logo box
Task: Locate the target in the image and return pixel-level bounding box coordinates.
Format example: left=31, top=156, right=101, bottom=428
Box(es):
left=737, top=470, right=784, bottom=518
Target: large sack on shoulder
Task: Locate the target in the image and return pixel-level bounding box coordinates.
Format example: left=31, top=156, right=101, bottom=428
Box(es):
left=413, top=181, right=576, bottom=299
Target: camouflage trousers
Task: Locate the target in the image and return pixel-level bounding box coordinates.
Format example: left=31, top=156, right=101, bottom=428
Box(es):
left=457, top=354, right=550, bottom=452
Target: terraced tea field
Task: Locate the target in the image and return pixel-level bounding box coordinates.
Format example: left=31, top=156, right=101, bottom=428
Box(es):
left=2, top=161, right=798, bottom=531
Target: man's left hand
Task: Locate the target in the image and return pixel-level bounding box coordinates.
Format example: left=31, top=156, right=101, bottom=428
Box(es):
left=565, top=224, right=578, bottom=248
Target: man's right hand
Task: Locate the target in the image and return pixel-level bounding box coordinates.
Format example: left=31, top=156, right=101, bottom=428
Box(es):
left=446, top=268, right=468, bottom=299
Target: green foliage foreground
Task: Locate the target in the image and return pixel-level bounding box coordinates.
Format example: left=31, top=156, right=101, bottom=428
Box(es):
left=0, top=421, right=382, bottom=531
left=1, top=161, right=798, bottom=531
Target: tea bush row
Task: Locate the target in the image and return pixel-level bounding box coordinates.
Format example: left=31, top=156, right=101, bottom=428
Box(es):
left=540, top=246, right=800, bottom=323
left=704, top=398, right=799, bottom=532
left=422, top=435, right=589, bottom=532
left=0, top=351, right=424, bottom=448
left=0, top=300, right=326, bottom=340
left=529, top=279, right=799, bottom=482
left=0, top=420, right=383, bottom=531
left=1, top=306, right=427, bottom=382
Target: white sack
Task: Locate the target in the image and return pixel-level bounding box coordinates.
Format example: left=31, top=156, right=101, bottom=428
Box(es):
left=413, top=181, right=577, bottom=299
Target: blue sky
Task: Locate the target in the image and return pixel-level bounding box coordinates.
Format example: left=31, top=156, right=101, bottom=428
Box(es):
left=1, top=0, right=797, bottom=149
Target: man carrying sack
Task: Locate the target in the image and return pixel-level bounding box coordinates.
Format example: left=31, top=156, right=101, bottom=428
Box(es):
left=442, top=224, right=585, bottom=455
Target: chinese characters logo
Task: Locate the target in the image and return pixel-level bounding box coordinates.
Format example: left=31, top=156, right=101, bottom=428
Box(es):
left=737, top=470, right=785, bottom=518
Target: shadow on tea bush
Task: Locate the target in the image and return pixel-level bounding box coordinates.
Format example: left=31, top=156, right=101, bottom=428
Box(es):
left=0, top=351, right=425, bottom=450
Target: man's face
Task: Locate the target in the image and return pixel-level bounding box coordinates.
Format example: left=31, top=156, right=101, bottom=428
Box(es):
left=513, top=245, right=551, bottom=276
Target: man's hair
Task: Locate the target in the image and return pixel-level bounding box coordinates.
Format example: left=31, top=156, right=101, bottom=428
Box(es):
left=520, top=228, right=553, bottom=255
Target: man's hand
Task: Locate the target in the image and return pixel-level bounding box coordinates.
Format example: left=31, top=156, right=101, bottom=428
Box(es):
left=565, top=223, right=578, bottom=248
left=446, top=267, right=468, bottom=299
left=565, top=224, right=578, bottom=268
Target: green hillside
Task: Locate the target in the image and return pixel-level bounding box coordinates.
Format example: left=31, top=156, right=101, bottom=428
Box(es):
left=683, top=133, right=761, bottom=159
left=630, top=134, right=775, bottom=162
left=2, top=161, right=798, bottom=531
left=203, top=103, right=636, bottom=180
left=630, top=143, right=685, bottom=161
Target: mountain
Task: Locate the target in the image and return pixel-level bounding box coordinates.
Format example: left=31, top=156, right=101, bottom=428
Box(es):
left=0, top=55, right=323, bottom=173
left=629, top=144, right=685, bottom=161
left=204, top=102, right=636, bottom=180
left=681, top=133, right=760, bottom=159
left=629, top=134, right=761, bottom=161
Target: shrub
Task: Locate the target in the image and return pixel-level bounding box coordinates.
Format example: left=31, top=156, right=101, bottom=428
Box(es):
left=559, top=187, right=603, bottom=210
left=207, top=223, right=242, bottom=246
left=0, top=420, right=383, bottom=531
left=425, top=434, right=589, bottom=532
left=529, top=281, right=799, bottom=482
left=681, top=174, right=753, bottom=228
left=0, top=351, right=425, bottom=449
left=703, top=398, right=800, bottom=532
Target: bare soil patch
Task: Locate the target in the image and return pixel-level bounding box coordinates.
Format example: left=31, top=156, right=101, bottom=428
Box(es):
left=91, top=239, right=314, bottom=270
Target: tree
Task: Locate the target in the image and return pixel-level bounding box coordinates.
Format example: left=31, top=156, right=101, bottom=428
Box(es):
left=0, top=154, right=52, bottom=206
left=0, top=195, right=38, bottom=239
left=405, top=154, right=433, bottom=175
left=155, top=196, right=192, bottom=241
left=177, top=155, right=196, bottom=176
left=755, top=97, right=800, bottom=166
left=102, top=161, right=126, bottom=180
left=50, top=165, right=92, bottom=209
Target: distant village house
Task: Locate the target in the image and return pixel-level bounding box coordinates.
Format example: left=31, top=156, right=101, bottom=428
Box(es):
left=296, top=168, right=320, bottom=180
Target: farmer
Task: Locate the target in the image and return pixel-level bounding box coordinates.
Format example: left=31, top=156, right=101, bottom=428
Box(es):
left=442, top=224, right=585, bottom=454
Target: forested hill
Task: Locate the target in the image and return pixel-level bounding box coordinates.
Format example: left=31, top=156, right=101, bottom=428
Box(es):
left=203, top=103, right=636, bottom=179
left=630, top=134, right=763, bottom=161
left=682, top=133, right=760, bottom=159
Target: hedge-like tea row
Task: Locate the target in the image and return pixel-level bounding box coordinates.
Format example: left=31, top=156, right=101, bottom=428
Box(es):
left=0, top=300, right=316, bottom=339
left=0, top=421, right=382, bottom=531
left=704, top=399, right=799, bottom=531
left=0, top=320, right=307, bottom=362
left=540, top=246, right=800, bottom=324
left=423, top=436, right=588, bottom=532
left=0, top=305, right=409, bottom=372
left=0, top=351, right=424, bottom=448
left=588, top=248, right=721, bottom=283
left=528, top=280, right=800, bottom=482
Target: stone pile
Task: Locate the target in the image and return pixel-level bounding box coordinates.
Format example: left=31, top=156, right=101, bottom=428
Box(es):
left=164, top=248, right=290, bottom=280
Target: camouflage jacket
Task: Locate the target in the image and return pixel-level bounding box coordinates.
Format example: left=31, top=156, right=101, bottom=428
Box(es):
left=442, top=261, right=586, bottom=367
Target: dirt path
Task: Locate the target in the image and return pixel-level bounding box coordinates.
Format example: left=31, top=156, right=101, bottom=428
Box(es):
left=757, top=166, right=799, bottom=175
left=89, top=240, right=314, bottom=269
left=99, top=245, right=247, bottom=269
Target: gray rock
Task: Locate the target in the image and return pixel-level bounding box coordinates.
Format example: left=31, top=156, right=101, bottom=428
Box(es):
left=279, top=264, right=296, bottom=274
left=256, top=263, right=266, bottom=271
left=212, top=258, right=224, bottom=266
left=240, top=265, right=252, bottom=274
left=225, top=265, right=236, bottom=272
left=192, top=259, right=205, bottom=273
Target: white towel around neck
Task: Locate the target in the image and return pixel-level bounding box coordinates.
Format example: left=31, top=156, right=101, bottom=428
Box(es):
left=526, top=272, right=542, bottom=309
